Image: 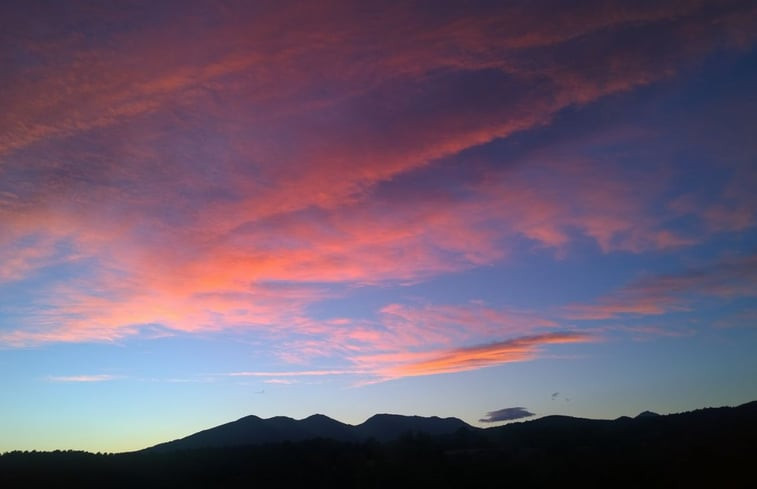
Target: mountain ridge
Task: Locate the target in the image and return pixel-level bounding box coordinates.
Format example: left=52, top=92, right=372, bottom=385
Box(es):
left=145, top=412, right=472, bottom=452
left=144, top=400, right=757, bottom=452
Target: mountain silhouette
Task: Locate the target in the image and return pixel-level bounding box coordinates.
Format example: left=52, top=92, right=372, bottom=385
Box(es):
left=635, top=410, right=660, bottom=418
left=483, top=400, right=757, bottom=456
left=147, top=414, right=354, bottom=451
left=144, top=402, right=757, bottom=453
left=146, top=412, right=469, bottom=451
left=355, top=414, right=470, bottom=442
left=2, top=401, right=755, bottom=488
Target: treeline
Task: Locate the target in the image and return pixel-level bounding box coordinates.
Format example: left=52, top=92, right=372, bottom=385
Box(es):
left=1, top=434, right=490, bottom=489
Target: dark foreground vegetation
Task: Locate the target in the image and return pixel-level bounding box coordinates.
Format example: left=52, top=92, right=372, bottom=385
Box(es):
left=2, top=401, right=755, bottom=488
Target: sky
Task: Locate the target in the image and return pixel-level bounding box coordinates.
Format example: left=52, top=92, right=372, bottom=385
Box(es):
left=1, top=0, right=756, bottom=453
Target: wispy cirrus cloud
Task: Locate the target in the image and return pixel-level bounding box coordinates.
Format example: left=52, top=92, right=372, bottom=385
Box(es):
left=3, top=0, right=749, bottom=160
left=46, top=374, right=120, bottom=383
left=213, top=301, right=594, bottom=382
left=221, top=331, right=594, bottom=383
left=224, top=370, right=366, bottom=378
left=564, top=253, right=757, bottom=320
left=262, top=379, right=298, bottom=385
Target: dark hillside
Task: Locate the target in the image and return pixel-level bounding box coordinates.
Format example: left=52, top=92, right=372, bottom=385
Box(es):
left=2, top=401, right=755, bottom=488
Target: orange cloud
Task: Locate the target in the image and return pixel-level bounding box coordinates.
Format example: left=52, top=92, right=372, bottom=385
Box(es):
left=368, top=332, right=594, bottom=379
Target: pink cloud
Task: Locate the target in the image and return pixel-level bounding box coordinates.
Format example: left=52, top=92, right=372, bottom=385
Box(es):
left=263, top=379, right=298, bottom=385
left=224, top=370, right=365, bottom=378
left=0, top=237, right=66, bottom=284
left=671, top=167, right=757, bottom=235
left=0, top=128, right=746, bottom=348
left=269, top=302, right=564, bottom=362
left=375, top=303, right=558, bottom=350
left=564, top=253, right=757, bottom=320
left=602, top=324, right=696, bottom=341
left=5, top=0, right=747, bottom=159
left=0, top=0, right=755, bottom=351
left=0, top=144, right=749, bottom=347
left=473, top=151, right=701, bottom=254
left=267, top=303, right=592, bottom=381
left=713, top=309, right=757, bottom=329
left=221, top=327, right=594, bottom=383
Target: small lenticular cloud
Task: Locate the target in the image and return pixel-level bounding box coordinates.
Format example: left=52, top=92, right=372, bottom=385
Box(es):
left=479, top=407, right=534, bottom=423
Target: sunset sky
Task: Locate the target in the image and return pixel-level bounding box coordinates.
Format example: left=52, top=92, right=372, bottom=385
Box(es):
left=1, top=0, right=756, bottom=453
